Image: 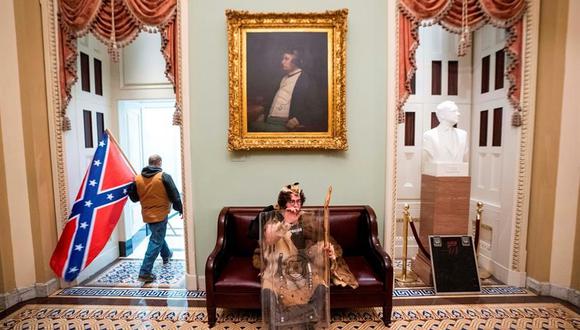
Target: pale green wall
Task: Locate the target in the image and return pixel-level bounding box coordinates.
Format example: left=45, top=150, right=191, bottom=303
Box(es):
left=189, top=0, right=388, bottom=272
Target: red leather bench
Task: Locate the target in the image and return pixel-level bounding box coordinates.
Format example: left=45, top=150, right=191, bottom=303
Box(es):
left=205, top=205, right=393, bottom=327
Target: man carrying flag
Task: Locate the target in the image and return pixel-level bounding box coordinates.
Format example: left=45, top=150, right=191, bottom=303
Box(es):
left=127, top=154, right=183, bottom=283
left=50, top=131, right=135, bottom=282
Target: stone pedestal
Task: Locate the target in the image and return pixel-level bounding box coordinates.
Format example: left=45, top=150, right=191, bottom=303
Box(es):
left=412, top=174, right=470, bottom=286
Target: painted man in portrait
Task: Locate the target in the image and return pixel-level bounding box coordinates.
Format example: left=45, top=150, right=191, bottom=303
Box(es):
left=248, top=47, right=327, bottom=133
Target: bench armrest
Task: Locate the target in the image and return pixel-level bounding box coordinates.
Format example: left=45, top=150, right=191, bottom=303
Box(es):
left=205, top=207, right=230, bottom=294
left=362, top=206, right=394, bottom=291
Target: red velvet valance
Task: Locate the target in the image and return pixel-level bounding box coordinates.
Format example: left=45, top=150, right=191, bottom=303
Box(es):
left=58, top=0, right=180, bottom=130
left=397, top=0, right=526, bottom=126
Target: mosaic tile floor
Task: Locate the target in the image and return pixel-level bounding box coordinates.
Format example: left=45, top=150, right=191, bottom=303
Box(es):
left=82, top=258, right=185, bottom=288
left=2, top=303, right=578, bottom=329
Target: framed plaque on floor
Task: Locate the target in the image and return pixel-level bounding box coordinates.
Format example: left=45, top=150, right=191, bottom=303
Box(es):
left=429, top=235, right=481, bottom=294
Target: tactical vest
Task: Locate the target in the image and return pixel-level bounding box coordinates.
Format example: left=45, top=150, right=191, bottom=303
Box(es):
left=135, top=172, right=170, bottom=223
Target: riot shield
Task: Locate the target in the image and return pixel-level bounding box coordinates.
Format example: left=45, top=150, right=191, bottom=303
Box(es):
left=259, top=209, right=330, bottom=329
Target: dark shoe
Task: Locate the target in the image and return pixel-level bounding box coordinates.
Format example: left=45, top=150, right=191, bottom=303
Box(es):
left=163, top=251, right=173, bottom=265
left=138, top=273, right=157, bottom=283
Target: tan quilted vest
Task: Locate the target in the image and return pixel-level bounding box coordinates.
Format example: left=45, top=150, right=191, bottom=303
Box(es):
left=135, top=172, right=170, bottom=223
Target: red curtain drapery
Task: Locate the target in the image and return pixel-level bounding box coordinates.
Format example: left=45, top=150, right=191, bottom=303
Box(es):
left=58, top=0, right=179, bottom=130
left=398, top=12, right=419, bottom=124
left=397, top=0, right=526, bottom=126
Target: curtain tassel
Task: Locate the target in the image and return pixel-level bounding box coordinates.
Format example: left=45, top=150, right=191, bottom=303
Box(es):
left=457, top=0, right=471, bottom=57
left=511, top=111, right=522, bottom=127
left=107, top=0, right=120, bottom=62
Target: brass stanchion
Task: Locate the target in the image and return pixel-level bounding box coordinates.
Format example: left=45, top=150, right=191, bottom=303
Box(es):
left=396, top=204, right=417, bottom=283
left=475, top=202, right=492, bottom=279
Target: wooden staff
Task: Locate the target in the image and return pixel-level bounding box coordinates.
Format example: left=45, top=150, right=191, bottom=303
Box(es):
left=105, top=128, right=137, bottom=175
left=323, top=186, right=332, bottom=246
left=323, top=186, right=332, bottom=285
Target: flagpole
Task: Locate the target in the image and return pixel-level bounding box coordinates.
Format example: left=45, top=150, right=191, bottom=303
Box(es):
left=323, top=185, right=332, bottom=286
left=105, top=128, right=137, bottom=176
left=323, top=186, right=332, bottom=246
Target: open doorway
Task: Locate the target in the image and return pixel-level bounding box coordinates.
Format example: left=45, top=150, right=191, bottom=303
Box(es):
left=41, top=0, right=196, bottom=293
left=112, top=99, right=186, bottom=288
left=118, top=99, right=183, bottom=261
left=394, top=24, right=517, bottom=288
left=61, top=31, right=186, bottom=288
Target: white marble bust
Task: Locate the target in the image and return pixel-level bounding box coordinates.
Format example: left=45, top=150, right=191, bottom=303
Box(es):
left=422, top=101, right=468, bottom=173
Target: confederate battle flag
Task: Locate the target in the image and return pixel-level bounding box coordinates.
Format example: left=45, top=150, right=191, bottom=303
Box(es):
left=50, top=131, right=135, bottom=281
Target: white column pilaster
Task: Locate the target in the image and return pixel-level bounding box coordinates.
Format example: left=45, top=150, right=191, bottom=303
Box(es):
left=0, top=0, right=37, bottom=288
left=549, top=0, right=580, bottom=290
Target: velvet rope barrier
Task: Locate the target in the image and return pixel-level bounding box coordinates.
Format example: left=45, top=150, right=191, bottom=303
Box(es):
left=473, top=201, right=491, bottom=279
left=408, top=214, right=430, bottom=260
left=474, top=202, right=483, bottom=253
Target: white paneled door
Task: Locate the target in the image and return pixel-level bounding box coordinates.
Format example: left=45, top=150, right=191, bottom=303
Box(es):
left=63, top=34, right=116, bottom=283
left=470, top=25, right=518, bottom=283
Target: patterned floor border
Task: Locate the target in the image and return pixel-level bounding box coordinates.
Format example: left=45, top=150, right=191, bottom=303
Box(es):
left=393, top=285, right=533, bottom=299
left=2, top=302, right=578, bottom=329
left=52, top=285, right=532, bottom=300
left=53, top=286, right=206, bottom=300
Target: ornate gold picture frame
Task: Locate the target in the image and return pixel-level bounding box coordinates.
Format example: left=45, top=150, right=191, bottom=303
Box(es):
left=226, top=10, right=348, bottom=150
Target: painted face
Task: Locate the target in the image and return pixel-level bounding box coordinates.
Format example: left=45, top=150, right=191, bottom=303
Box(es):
left=281, top=53, right=297, bottom=73
left=286, top=193, right=302, bottom=210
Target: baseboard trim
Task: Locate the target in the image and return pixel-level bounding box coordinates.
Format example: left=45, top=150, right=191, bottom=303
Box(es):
left=527, top=276, right=580, bottom=307
left=0, top=289, right=19, bottom=311
left=185, top=273, right=200, bottom=291
left=35, top=278, right=59, bottom=297
left=196, top=275, right=206, bottom=291
left=0, top=278, right=59, bottom=310
left=506, top=269, right=527, bottom=287
left=471, top=254, right=527, bottom=287
left=567, top=287, right=580, bottom=307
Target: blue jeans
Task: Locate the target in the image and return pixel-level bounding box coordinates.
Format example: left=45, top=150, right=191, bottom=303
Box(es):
left=139, top=218, right=171, bottom=276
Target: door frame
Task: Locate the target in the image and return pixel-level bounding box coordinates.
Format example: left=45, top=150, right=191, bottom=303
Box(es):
left=384, top=0, right=540, bottom=286
left=39, top=0, right=198, bottom=289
